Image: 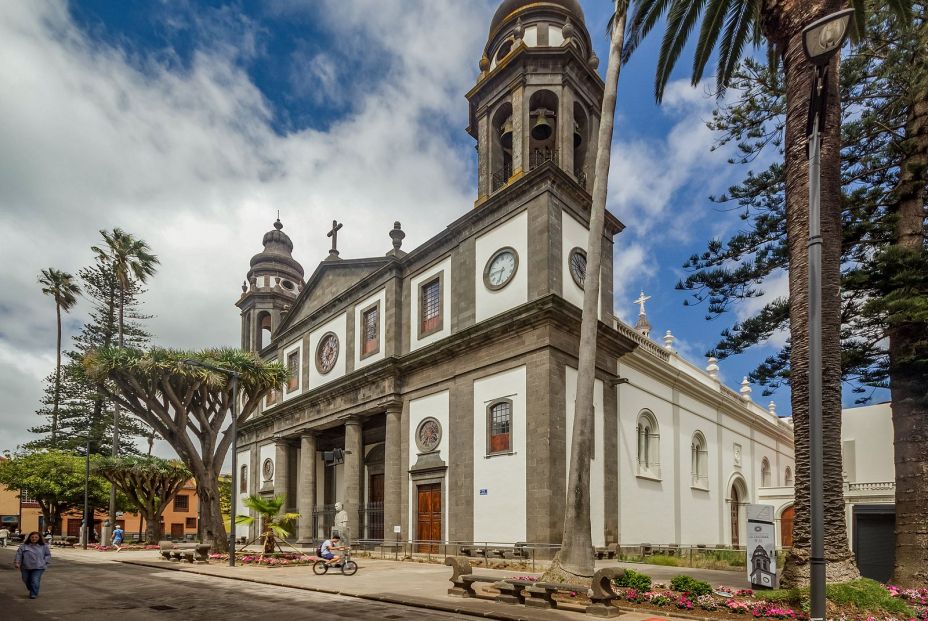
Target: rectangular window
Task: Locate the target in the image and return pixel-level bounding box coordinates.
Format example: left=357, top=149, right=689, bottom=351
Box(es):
left=287, top=351, right=299, bottom=392
left=420, top=276, right=442, bottom=336
left=174, top=494, right=189, bottom=512
left=266, top=388, right=278, bottom=406
left=362, top=305, right=379, bottom=356
left=185, top=517, right=196, bottom=529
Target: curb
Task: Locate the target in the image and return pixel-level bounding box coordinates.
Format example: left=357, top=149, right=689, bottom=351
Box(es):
left=117, top=559, right=562, bottom=621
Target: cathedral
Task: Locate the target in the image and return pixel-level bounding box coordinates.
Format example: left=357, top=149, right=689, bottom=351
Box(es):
left=233, top=0, right=794, bottom=552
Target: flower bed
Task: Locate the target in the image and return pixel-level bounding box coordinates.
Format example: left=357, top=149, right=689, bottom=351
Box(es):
left=207, top=552, right=317, bottom=567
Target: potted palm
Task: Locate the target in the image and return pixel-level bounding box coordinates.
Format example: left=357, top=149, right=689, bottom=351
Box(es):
left=235, top=494, right=300, bottom=556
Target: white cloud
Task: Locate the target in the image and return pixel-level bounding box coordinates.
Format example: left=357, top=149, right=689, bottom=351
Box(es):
left=0, top=0, right=493, bottom=451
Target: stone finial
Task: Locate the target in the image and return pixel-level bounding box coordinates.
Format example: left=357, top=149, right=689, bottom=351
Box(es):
left=740, top=377, right=752, bottom=402
left=513, top=16, right=524, bottom=40
left=663, top=330, right=674, bottom=351
left=479, top=54, right=490, bottom=72
left=241, top=280, right=248, bottom=293
left=588, top=52, right=600, bottom=70
left=768, top=401, right=777, bottom=416
left=706, top=356, right=719, bottom=380
left=387, top=221, right=407, bottom=258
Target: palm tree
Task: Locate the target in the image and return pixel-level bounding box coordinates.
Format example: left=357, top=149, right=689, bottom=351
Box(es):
left=235, top=495, right=299, bottom=555
left=621, top=0, right=908, bottom=586
left=543, top=0, right=629, bottom=582
left=91, top=228, right=159, bottom=540
left=38, top=268, right=81, bottom=445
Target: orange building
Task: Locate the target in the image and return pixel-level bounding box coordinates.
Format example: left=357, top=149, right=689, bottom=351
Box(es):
left=0, top=475, right=200, bottom=541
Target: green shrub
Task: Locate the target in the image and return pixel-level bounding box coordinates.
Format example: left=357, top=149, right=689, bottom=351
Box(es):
left=760, top=579, right=913, bottom=618
left=614, top=568, right=653, bottom=591
left=670, top=575, right=712, bottom=596
left=647, top=554, right=683, bottom=566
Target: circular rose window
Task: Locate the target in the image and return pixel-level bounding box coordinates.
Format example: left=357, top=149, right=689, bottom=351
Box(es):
left=316, top=332, right=339, bottom=374
left=262, top=458, right=274, bottom=481
left=415, top=417, right=442, bottom=453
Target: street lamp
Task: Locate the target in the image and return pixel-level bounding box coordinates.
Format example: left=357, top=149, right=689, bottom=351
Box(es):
left=181, top=358, right=240, bottom=568
left=802, top=9, right=853, bottom=621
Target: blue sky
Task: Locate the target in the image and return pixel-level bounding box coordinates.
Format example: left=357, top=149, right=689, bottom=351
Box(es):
left=0, top=0, right=879, bottom=451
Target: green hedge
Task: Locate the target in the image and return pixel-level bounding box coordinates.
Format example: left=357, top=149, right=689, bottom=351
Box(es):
left=614, top=569, right=653, bottom=591
left=670, top=575, right=713, bottom=596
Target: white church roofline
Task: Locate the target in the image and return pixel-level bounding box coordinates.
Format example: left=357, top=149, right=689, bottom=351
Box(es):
left=615, top=318, right=793, bottom=444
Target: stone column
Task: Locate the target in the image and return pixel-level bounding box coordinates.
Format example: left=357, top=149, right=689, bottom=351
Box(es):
left=297, top=432, right=317, bottom=543
left=511, top=84, right=525, bottom=176
left=477, top=114, right=490, bottom=200
left=382, top=406, right=403, bottom=545
left=558, top=86, right=575, bottom=176
left=343, top=418, right=363, bottom=543
left=274, top=437, right=290, bottom=511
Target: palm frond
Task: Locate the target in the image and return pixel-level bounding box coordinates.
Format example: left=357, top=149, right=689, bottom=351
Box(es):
left=692, top=0, right=732, bottom=85
left=655, top=0, right=706, bottom=102
left=622, top=0, right=674, bottom=63
left=235, top=514, right=255, bottom=526
left=714, top=0, right=753, bottom=95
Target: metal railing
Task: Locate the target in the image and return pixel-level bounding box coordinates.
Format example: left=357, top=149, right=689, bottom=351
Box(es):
left=358, top=501, right=384, bottom=541
left=491, top=163, right=513, bottom=192
left=311, top=504, right=336, bottom=541
left=529, top=147, right=558, bottom=170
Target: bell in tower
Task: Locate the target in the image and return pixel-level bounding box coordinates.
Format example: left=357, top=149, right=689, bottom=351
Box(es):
left=466, top=0, right=603, bottom=203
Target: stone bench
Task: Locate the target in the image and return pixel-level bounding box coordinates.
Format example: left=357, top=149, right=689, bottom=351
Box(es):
left=446, top=556, right=503, bottom=597
left=594, top=544, right=617, bottom=560
left=50, top=536, right=77, bottom=548
left=159, top=541, right=210, bottom=563
left=524, top=581, right=582, bottom=609
left=523, top=568, right=625, bottom=617
left=494, top=578, right=535, bottom=604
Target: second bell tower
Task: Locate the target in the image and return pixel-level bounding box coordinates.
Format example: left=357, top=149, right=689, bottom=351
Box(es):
left=467, top=0, right=604, bottom=204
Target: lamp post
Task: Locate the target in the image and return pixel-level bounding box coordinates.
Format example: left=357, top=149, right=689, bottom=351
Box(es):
left=801, top=10, right=853, bottom=621
left=181, top=358, right=240, bottom=568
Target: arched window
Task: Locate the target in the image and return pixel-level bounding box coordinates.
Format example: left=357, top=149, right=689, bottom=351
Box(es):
left=636, top=411, right=660, bottom=477
left=784, top=466, right=793, bottom=486
left=691, top=431, right=708, bottom=489
left=761, top=457, right=772, bottom=487
left=487, top=399, right=513, bottom=455
left=239, top=464, right=247, bottom=493
left=257, top=311, right=272, bottom=351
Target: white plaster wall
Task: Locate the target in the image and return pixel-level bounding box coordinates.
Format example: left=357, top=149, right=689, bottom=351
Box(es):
left=282, top=338, right=304, bottom=401
left=617, top=379, right=676, bottom=543
left=677, top=407, right=720, bottom=545
left=354, top=289, right=387, bottom=371
left=560, top=211, right=601, bottom=317
left=409, top=257, right=453, bottom=352
left=475, top=210, right=528, bottom=322
left=259, top=443, right=275, bottom=487
left=473, top=367, right=527, bottom=543
left=842, top=403, right=894, bottom=483
left=307, top=312, right=348, bottom=390
left=565, top=367, right=604, bottom=547
left=235, top=448, right=251, bottom=539
left=407, top=390, right=450, bottom=538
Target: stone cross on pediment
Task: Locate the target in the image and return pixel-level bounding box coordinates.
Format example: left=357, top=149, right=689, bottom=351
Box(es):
left=327, top=220, right=343, bottom=258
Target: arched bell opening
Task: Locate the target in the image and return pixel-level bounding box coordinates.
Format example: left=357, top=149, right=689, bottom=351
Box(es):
left=257, top=311, right=272, bottom=351
left=528, top=89, right=558, bottom=169
left=490, top=102, right=514, bottom=192
left=572, top=102, right=589, bottom=188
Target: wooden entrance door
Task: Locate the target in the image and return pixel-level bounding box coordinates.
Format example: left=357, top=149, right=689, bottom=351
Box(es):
left=780, top=505, right=795, bottom=548
left=731, top=486, right=741, bottom=547
left=171, top=523, right=184, bottom=539
left=416, top=483, right=441, bottom=553
left=368, top=473, right=384, bottom=540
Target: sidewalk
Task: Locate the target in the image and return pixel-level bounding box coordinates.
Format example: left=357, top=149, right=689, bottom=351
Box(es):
left=51, top=547, right=748, bottom=621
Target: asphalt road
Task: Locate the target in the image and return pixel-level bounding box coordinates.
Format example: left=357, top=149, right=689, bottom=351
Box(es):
left=0, top=548, right=471, bottom=620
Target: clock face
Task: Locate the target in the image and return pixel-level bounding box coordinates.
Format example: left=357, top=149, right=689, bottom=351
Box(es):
left=484, top=247, right=518, bottom=290
left=316, top=332, right=339, bottom=374
left=569, top=247, right=587, bottom=288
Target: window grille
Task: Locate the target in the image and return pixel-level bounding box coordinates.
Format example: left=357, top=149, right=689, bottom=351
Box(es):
left=488, top=401, right=512, bottom=454
left=421, top=278, right=441, bottom=333
left=174, top=494, right=189, bottom=512
left=287, top=351, right=299, bottom=391
left=362, top=307, right=379, bottom=354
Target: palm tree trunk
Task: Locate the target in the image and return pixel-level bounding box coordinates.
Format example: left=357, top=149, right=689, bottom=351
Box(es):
left=889, top=53, right=928, bottom=586
left=52, top=302, right=62, bottom=445
left=775, top=0, right=858, bottom=586
left=544, top=0, right=625, bottom=582
left=105, top=284, right=124, bottom=544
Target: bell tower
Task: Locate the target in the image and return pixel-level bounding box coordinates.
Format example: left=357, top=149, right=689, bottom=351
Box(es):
left=236, top=218, right=305, bottom=353
left=467, top=0, right=603, bottom=204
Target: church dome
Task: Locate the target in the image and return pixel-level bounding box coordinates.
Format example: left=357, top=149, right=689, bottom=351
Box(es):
left=489, top=0, right=585, bottom=36
left=247, top=218, right=305, bottom=287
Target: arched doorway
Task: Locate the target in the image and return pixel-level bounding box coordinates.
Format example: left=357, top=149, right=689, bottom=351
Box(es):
left=780, top=505, right=795, bottom=548
left=731, top=485, right=741, bottom=547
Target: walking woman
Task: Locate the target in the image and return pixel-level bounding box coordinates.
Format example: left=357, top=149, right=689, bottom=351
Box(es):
left=14, top=531, right=51, bottom=599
